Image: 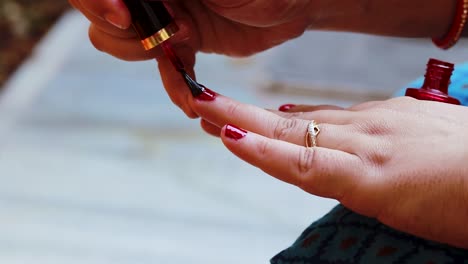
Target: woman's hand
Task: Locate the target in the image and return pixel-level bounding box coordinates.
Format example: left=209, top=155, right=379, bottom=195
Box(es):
left=68, top=0, right=314, bottom=117
left=68, top=0, right=456, bottom=61
left=68, top=0, right=456, bottom=118
left=69, top=0, right=314, bottom=60
left=191, top=91, right=468, bottom=249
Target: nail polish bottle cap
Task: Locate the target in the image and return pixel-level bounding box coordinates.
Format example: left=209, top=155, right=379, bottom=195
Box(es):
left=405, top=58, right=461, bottom=105
left=122, top=0, right=178, bottom=50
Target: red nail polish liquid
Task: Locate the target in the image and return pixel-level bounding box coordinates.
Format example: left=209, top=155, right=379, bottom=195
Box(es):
left=279, top=104, right=296, bottom=112
left=405, top=58, right=461, bottom=105
left=161, top=41, right=185, bottom=72
left=225, top=125, right=248, bottom=141
left=195, top=84, right=217, bottom=101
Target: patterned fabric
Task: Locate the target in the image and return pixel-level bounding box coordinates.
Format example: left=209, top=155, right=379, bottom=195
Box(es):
left=272, top=63, right=468, bottom=264
left=271, top=205, right=468, bottom=264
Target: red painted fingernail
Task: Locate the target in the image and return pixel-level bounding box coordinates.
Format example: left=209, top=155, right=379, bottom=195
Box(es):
left=225, top=124, right=247, bottom=141
left=278, top=104, right=296, bottom=112
left=196, top=87, right=217, bottom=101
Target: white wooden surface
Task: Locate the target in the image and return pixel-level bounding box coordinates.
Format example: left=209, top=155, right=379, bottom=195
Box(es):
left=0, top=12, right=337, bottom=264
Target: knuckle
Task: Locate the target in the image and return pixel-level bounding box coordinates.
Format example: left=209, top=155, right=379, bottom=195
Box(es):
left=273, top=118, right=300, bottom=141
left=285, top=111, right=304, bottom=119
left=256, top=138, right=271, bottom=160
left=225, top=101, right=243, bottom=121
left=364, top=141, right=392, bottom=168
left=349, top=101, right=381, bottom=111
left=353, top=118, right=392, bottom=136
left=390, top=96, right=415, bottom=105
left=368, top=149, right=390, bottom=167
left=293, top=147, right=316, bottom=188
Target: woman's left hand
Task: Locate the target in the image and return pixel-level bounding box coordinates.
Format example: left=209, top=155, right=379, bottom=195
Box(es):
left=190, top=91, right=468, bottom=249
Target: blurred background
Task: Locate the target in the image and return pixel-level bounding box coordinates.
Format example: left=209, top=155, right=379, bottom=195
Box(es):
left=1, top=1, right=468, bottom=263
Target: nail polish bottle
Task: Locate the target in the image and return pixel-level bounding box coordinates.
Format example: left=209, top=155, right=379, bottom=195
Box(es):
left=122, top=0, right=178, bottom=50
left=405, top=58, right=461, bottom=105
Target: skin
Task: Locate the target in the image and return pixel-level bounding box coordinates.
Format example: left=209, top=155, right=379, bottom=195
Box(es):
left=191, top=93, right=468, bottom=249
left=68, top=0, right=457, bottom=117
left=69, top=0, right=468, bottom=249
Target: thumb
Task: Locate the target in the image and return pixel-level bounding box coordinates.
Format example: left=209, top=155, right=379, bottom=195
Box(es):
left=157, top=45, right=199, bottom=118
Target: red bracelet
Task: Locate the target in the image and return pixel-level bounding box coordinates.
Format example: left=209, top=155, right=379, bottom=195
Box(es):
left=432, top=0, right=468, bottom=49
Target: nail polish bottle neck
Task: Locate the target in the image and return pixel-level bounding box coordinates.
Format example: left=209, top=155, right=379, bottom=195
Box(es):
left=421, top=59, right=453, bottom=94
left=405, top=58, right=461, bottom=105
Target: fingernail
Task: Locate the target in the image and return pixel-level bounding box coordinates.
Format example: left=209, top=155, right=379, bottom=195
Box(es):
left=180, top=71, right=217, bottom=100
left=196, top=87, right=217, bottom=101
left=104, top=13, right=127, bottom=29
left=279, top=104, right=296, bottom=112
left=225, top=124, right=247, bottom=141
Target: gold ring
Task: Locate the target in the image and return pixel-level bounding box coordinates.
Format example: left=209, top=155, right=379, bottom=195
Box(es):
left=305, top=120, right=320, bottom=148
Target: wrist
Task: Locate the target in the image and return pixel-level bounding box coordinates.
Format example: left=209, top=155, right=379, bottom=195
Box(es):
left=307, top=0, right=457, bottom=38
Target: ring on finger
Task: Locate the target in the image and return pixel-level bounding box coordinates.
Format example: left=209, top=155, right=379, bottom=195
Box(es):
left=305, top=120, right=321, bottom=148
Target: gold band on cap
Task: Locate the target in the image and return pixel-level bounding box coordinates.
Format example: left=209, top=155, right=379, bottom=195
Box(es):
left=141, top=22, right=179, bottom=50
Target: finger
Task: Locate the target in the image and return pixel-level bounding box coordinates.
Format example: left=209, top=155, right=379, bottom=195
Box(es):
left=348, top=101, right=384, bottom=111
left=71, top=0, right=134, bottom=40
left=200, top=119, right=222, bottom=137
left=89, top=24, right=162, bottom=61
left=273, top=109, right=354, bottom=125
left=88, top=17, right=195, bottom=61
left=193, top=95, right=356, bottom=147
left=221, top=124, right=364, bottom=200
left=158, top=45, right=198, bottom=118
left=90, top=20, right=199, bottom=117
left=279, top=104, right=344, bottom=113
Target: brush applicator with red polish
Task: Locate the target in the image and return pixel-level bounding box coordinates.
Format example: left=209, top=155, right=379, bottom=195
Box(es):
left=122, top=0, right=206, bottom=97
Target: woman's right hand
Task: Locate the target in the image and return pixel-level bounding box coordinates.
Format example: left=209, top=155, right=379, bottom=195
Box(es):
left=68, top=0, right=319, bottom=117
left=68, top=0, right=315, bottom=61
left=68, top=0, right=456, bottom=61
left=68, top=0, right=456, bottom=117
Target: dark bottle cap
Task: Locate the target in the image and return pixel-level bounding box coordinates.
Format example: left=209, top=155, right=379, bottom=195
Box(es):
left=122, top=0, right=179, bottom=50
left=405, top=58, right=461, bottom=105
